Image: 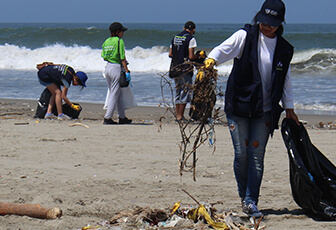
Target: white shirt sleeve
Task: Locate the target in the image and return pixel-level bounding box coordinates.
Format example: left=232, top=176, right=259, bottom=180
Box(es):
left=189, top=37, right=197, bottom=49
left=281, top=65, right=294, bottom=109
left=208, top=29, right=247, bottom=65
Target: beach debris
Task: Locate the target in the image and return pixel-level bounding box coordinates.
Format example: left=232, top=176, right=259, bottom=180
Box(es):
left=317, top=121, right=336, bottom=129
left=107, top=195, right=264, bottom=229
left=106, top=189, right=266, bottom=229
left=299, top=119, right=308, bottom=124
left=182, top=189, right=229, bottom=229
left=40, top=137, right=77, bottom=142
left=160, top=61, right=224, bottom=181
left=249, top=216, right=265, bottom=230
left=170, top=201, right=181, bottom=214
left=0, top=202, right=62, bottom=219
left=0, top=112, right=24, bottom=116
left=14, top=122, right=29, bottom=125
left=81, top=225, right=101, bottom=230
left=69, top=122, right=89, bottom=128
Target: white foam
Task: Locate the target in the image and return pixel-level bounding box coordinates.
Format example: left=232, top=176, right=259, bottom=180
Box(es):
left=0, top=44, right=233, bottom=75
left=0, top=44, right=335, bottom=76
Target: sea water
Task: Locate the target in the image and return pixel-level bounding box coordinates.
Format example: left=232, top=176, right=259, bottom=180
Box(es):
left=0, top=23, right=335, bottom=114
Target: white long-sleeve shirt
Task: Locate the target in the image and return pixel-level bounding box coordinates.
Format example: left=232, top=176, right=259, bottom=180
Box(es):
left=208, top=29, right=294, bottom=111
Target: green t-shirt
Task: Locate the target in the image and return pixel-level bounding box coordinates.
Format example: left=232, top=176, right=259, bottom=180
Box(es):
left=101, top=37, right=126, bottom=64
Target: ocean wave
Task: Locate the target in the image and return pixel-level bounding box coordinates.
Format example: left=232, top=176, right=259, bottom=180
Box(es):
left=291, top=48, right=336, bottom=74
left=294, top=103, right=336, bottom=112
left=0, top=44, right=335, bottom=75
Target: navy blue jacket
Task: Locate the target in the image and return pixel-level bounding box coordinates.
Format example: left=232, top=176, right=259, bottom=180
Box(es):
left=225, top=24, right=293, bottom=133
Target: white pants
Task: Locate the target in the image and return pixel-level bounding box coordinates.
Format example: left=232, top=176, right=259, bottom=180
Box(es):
left=104, top=63, right=125, bottom=119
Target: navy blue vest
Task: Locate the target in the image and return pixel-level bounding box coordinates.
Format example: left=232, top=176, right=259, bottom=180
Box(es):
left=225, top=24, right=293, bottom=133
left=170, top=30, right=194, bottom=75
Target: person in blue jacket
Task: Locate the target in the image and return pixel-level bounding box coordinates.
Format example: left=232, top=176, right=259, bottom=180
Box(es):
left=37, top=62, right=88, bottom=120
left=204, top=0, right=300, bottom=217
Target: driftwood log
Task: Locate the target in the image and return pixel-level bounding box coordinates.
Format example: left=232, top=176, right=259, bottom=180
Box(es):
left=0, top=202, right=62, bottom=219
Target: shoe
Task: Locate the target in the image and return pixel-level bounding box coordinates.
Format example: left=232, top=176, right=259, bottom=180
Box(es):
left=119, top=117, right=132, bottom=124
left=242, top=201, right=263, bottom=218
left=103, top=118, right=117, bottom=125
left=57, top=113, right=71, bottom=120
left=44, top=113, right=57, bottom=119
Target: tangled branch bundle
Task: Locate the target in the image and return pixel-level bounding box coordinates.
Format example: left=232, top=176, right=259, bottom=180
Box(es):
left=160, top=62, right=223, bottom=181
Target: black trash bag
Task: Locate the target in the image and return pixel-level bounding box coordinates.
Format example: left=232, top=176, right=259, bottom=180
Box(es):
left=281, top=118, right=336, bottom=220
left=57, top=103, right=82, bottom=119
left=34, top=88, right=82, bottom=119
left=34, top=88, right=52, bottom=118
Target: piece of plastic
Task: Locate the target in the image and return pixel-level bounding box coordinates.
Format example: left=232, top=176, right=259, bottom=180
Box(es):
left=187, top=204, right=229, bottom=230
left=170, top=201, right=181, bottom=214
left=104, top=86, right=137, bottom=111
left=281, top=118, right=336, bottom=220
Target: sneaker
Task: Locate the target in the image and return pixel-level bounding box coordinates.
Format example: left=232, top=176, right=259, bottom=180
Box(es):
left=57, top=113, right=71, bottom=120
left=242, top=201, right=263, bottom=218
left=103, top=118, right=117, bottom=125
left=44, top=113, right=57, bottom=119
left=119, top=117, right=132, bottom=124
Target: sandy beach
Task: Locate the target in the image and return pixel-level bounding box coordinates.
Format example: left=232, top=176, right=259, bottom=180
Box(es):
left=0, top=98, right=336, bottom=230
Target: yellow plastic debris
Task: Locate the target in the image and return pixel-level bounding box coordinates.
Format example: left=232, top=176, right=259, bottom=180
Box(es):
left=82, top=225, right=100, bottom=230
left=187, top=204, right=229, bottom=230
left=170, top=201, right=181, bottom=214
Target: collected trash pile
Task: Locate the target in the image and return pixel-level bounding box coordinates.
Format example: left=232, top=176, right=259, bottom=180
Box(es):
left=105, top=203, right=264, bottom=230
left=104, top=190, right=265, bottom=230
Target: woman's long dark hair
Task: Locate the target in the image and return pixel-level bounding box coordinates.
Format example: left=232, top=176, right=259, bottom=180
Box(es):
left=252, top=13, right=284, bottom=36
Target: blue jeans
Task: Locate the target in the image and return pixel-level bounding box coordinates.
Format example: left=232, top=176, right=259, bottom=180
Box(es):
left=227, top=112, right=271, bottom=204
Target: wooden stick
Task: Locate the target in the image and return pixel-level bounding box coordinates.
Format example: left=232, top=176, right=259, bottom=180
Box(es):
left=182, top=189, right=200, bottom=205
left=14, top=122, right=29, bottom=125
left=68, top=123, right=89, bottom=128
left=0, top=202, right=62, bottom=219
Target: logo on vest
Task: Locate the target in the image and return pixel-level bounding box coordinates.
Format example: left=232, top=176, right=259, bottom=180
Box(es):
left=265, top=8, right=278, bottom=16
left=276, top=61, right=283, bottom=71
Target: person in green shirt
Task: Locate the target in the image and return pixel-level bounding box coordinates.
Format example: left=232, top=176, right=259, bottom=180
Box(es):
left=101, top=22, right=132, bottom=125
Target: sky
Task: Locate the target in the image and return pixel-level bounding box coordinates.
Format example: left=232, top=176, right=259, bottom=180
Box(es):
left=0, top=0, right=335, bottom=24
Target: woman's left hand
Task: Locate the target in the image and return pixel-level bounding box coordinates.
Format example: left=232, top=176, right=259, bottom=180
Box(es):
left=286, top=109, right=300, bottom=126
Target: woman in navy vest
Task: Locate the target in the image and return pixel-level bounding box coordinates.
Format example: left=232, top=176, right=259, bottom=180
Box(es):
left=206, top=0, right=300, bottom=217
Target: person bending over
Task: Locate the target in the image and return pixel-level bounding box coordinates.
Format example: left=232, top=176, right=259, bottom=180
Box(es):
left=37, top=62, right=88, bottom=120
